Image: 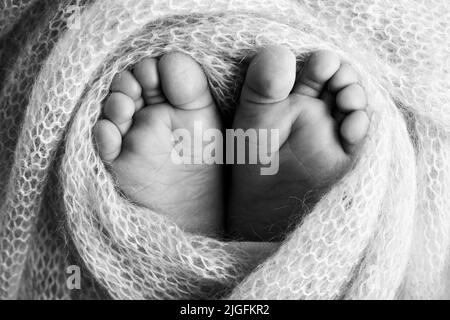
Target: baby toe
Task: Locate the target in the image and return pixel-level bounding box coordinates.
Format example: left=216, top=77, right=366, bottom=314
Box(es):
left=340, top=110, right=370, bottom=154
left=336, top=83, right=367, bottom=113
left=94, top=120, right=122, bottom=163
left=104, top=92, right=136, bottom=135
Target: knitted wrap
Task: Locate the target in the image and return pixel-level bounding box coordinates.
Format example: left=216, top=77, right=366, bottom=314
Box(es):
left=0, top=0, right=449, bottom=300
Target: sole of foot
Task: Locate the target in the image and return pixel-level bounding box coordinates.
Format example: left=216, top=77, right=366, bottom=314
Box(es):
left=94, top=53, right=224, bottom=236
left=228, top=46, right=369, bottom=242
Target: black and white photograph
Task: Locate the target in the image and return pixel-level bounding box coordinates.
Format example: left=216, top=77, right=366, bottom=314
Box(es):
left=0, top=0, right=449, bottom=306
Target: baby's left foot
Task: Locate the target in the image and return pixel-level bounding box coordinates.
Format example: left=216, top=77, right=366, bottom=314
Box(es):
left=228, top=47, right=370, bottom=241
left=94, top=53, right=224, bottom=236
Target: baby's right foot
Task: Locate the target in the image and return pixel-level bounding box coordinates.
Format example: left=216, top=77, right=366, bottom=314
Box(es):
left=228, top=47, right=370, bottom=241
left=94, top=53, right=224, bottom=236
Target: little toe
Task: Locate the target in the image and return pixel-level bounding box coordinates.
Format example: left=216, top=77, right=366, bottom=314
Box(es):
left=340, top=110, right=370, bottom=154
left=111, top=70, right=142, bottom=101
left=336, top=83, right=367, bottom=113
left=293, top=50, right=341, bottom=98
left=241, top=45, right=296, bottom=105
left=133, top=58, right=166, bottom=106
left=158, top=53, right=214, bottom=110
left=94, top=120, right=122, bottom=163
left=104, top=92, right=136, bottom=135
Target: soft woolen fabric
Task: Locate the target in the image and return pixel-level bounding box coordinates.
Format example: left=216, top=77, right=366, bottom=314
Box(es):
left=0, top=0, right=449, bottom=300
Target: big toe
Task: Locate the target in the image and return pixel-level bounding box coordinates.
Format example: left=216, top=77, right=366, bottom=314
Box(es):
left=158, top=53, right=214, bottom=111
left=240, top=46, right=297, bottom=106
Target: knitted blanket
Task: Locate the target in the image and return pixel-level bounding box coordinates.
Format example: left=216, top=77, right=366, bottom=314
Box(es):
left=0, top=0, right=449, bottom=300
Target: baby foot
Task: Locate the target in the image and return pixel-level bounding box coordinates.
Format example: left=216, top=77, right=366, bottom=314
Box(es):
left=94, top=53, right=224, bottom=236
left=228, top=47, right=370, bottom=241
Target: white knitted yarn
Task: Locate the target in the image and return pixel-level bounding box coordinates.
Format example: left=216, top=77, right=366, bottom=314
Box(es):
left=0, top=0, right=449, bottom=300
